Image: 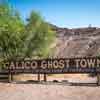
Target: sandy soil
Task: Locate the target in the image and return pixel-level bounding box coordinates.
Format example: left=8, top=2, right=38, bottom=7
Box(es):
left=13, top=74, right=97, bottom=83
left=0, top=83, right=100, bottom=100
left=0, top=74, right=99, bottom=100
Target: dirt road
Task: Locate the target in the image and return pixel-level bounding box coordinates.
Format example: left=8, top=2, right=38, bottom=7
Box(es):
left=0, top=83, right=100, bottom=100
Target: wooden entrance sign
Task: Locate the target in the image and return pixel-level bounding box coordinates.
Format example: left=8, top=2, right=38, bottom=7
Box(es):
left=3, top=57, right=100, bottom=84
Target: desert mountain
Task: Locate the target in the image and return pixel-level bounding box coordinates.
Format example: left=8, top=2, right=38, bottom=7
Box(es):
left=50, top=24, right=100, bottom=58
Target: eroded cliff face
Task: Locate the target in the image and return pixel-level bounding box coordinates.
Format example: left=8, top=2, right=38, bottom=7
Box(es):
left=50, top=25, right=100, bottom=58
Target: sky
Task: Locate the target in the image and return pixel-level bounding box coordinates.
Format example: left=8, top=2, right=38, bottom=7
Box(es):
left=2, top=0, right=100, bottom=28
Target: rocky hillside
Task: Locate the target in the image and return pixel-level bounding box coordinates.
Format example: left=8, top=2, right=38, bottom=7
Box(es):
left=50, top=24, right=100, bottom=58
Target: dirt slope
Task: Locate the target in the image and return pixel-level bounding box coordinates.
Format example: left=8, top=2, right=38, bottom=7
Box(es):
left=50, top=25, right=100, bottom=58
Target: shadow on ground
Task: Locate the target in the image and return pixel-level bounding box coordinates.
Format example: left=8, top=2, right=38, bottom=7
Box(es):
left=0, top=80, right=98, bottom=87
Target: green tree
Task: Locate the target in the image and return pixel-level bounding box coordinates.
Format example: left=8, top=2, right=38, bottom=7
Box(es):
left=25, top=11, right=55, bottom=58
left=0, top=4, right=26, bottom=61
left=0, top=5, right=55, bottom=61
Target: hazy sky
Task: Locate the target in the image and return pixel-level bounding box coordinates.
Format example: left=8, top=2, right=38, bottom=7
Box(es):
left=6, top=0, right=100, bottom=28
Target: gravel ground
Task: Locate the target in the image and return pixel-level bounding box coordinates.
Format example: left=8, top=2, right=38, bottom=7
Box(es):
left=0, top=83, right=100, bottom=100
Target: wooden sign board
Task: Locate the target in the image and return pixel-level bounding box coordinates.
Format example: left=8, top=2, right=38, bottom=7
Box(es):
left=3, top=57, right=100, bottom=74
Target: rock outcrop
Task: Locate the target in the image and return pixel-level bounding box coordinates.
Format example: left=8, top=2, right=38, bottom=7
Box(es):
left=50, top=24, right=100, bottom=58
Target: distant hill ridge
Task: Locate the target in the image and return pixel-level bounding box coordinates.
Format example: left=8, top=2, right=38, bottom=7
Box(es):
left=49, top=24, right=100, bottom=58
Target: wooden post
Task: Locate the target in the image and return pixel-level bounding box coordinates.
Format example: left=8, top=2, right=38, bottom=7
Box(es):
left=8, top=66, right=13, bottom=83
left=37, top=74, right=40, bottom=82
left=97, top=73, right=100, bottom=86
left=44, top=73, right=47, bottom=82
left=11, top=73, right=13, bottom=81
left=8, top=73, right=12, bottom=83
